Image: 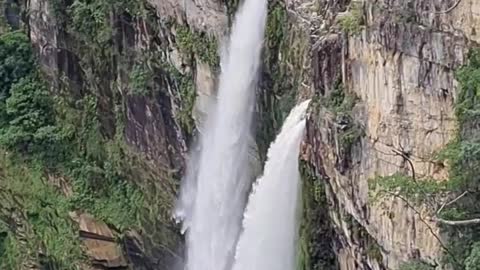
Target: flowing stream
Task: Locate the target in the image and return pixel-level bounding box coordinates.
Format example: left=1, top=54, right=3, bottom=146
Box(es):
left=231, top=100, right=310, bottom=270
left=175, top=0, right=268, bottom=270
left=175, top=1, right=308, bottom=270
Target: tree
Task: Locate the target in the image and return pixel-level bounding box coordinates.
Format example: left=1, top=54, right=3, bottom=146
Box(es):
left=0, top=31, right=34, bottom=100
left=0, top=76, right=59, bottom=155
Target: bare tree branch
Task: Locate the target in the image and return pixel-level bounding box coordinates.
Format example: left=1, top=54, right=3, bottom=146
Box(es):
left=436, top=191, right=469, bottom=216
left=435, top=218, right=480, bottom=226
left=434, top=0, right=462, bottom=14
left=384, top=191, right=460, bottom=265
left=390, top=147, right=438, bottom=210
left=392, top=148, right=416, bottom=182
left=433, top=191, right=480, bottom=226
left=387, top=148, right=480, bottom=227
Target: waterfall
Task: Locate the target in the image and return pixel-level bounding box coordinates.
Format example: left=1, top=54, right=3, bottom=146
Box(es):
left=175, top=0, right=268, bottom=270
left=231, top=100, right=310, bottom=270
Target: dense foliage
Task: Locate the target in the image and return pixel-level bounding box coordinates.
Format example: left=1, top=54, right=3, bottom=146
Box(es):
left=0, top=77, right=59, bottom=156
left=368, top=174, right=447, bottom=203
left=437, top=49, right=480, bottom=269
left=0, top=28, right=144, bottom=269
left=466, top=242, right=480, bottom=270
left=176, top=24, right=219, bottom=67
left=298, top=161, right=338, bottom=270
left=0, top=0, right=218, bottom=265
left=0, top=157, right=84, bottom=269
left=338, top=2, right=364, bottom=35
left=0, top=31, right=34, bottom=102
left=256, top=2, right=307, bottom=161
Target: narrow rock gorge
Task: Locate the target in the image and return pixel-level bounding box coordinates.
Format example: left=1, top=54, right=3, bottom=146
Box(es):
left=1, top=0, right=479, bottom=269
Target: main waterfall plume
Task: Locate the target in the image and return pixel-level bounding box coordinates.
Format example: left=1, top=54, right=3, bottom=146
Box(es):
left=231, top=100, right=310, bottom=270
left=174, top=0, right=268, bottom=270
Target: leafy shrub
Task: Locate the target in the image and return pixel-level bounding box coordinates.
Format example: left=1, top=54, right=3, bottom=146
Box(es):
left=399, top=260, right=435, bottom=270
left=434, top=49, right=480, bottom=269
left=69, top=0, right=111, bottom=45
left=0, top=76, right=64, bottom=160
left=436, top=50, right=480, bottom=192
left=1, top=156, right=84, bottom=268
left=176, top=75, right=196, bottom=135
left=338, top=4, right=364, bottom=35
left=0, top=231, right=21, bottom=269
left=175, top=25, right=219, bottom=67
left=466, top=242, right=480, bottom=270
left=129, top=64, right=154, bottom=95
left=453, top=50, right=480, bottom=127
left=369, top=173, right=447, bottom=203
left=0, top=31, right=34, bottom=101
left=321, top=81, right=363, bottom=161
left=0, top=27, right=145, bottom=265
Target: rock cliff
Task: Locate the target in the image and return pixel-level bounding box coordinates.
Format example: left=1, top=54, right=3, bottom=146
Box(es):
left=305, top=0, right=480, bottom=269
left=1, top=0, right=479, bottom=269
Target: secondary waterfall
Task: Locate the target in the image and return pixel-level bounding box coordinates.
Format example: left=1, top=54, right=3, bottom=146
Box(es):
left=175, top=0, right=268, bottom=270
left=231, top=100, right=310, bottom=270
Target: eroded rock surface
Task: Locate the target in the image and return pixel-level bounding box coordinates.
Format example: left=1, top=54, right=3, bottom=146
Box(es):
left=71, top=213, right=127, bottom=269
left=305, top=0, right=480, bottom=269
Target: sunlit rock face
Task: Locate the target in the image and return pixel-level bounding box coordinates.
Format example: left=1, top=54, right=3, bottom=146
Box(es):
left=16, top=0, right=480, bottom=269
left=146, top=0, right=228, bottom=37
left=305, top=0, right=480, bottom=269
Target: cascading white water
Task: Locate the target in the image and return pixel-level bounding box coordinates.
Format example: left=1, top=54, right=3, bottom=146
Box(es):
left=231, top=100, right=310, bottom=270
left=175, top=0, right=268, bottom=269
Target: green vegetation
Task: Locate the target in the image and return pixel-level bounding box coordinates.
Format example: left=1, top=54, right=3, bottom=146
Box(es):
left=0, top=31, right=34, bottom=99
left=62, top=0, right=203, bottom=136
left=176, top=24, right=219, bottom=67
left=343, top=212, right=385, bottom=265
left=0, top=0, right=20, bottom=33
left=225, top=0, right=240, bottom=21
left=257, top=2, right=305, bottom=161
left=0, top=226, right=21, bottom=269
left=68, top=0, right=142, bottom=46
left=0, top=28, right=146, bottom=267
left=0, top=0, right=187, bottom=267
left=399, top=260, right=435, bottom=270
left=0, top=0, right=9, bottom=33
left=129, top=63, right=154, bottom=96
left=368, top=49, right=480, bottom=269
left=320, top=81, right=364, bottom=165
left=436, top=49, right=480, bottom=270
left=176, top=73, right=196, bottom=135
left=157, top=61, right=197, bottom=136
left=321, top=81, right=357, bottom=113
left=54, top=94, right=145, bottom=231
left=436, top=49, right=480, bottom=192
left=0, top=76, right=60, bottom=157
left=0, top=157, right=84, bottom=269
left=338, top=3, right=364, bottom=35
left=298, top=161, right=337, bottom=270
left=368, top=173, right=447, bottom=203
left=466, top=242, right=480, bottom=270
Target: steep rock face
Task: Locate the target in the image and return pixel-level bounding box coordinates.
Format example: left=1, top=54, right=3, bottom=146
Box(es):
left=22, top=0, right=230, bottom=268
left=306, top=0, right=480, bottom=269
left=28, top=0, right=188, bottom=165
left=147, top=0, right=228, bottom=37
left=10, top=0, right=479, bottom=269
